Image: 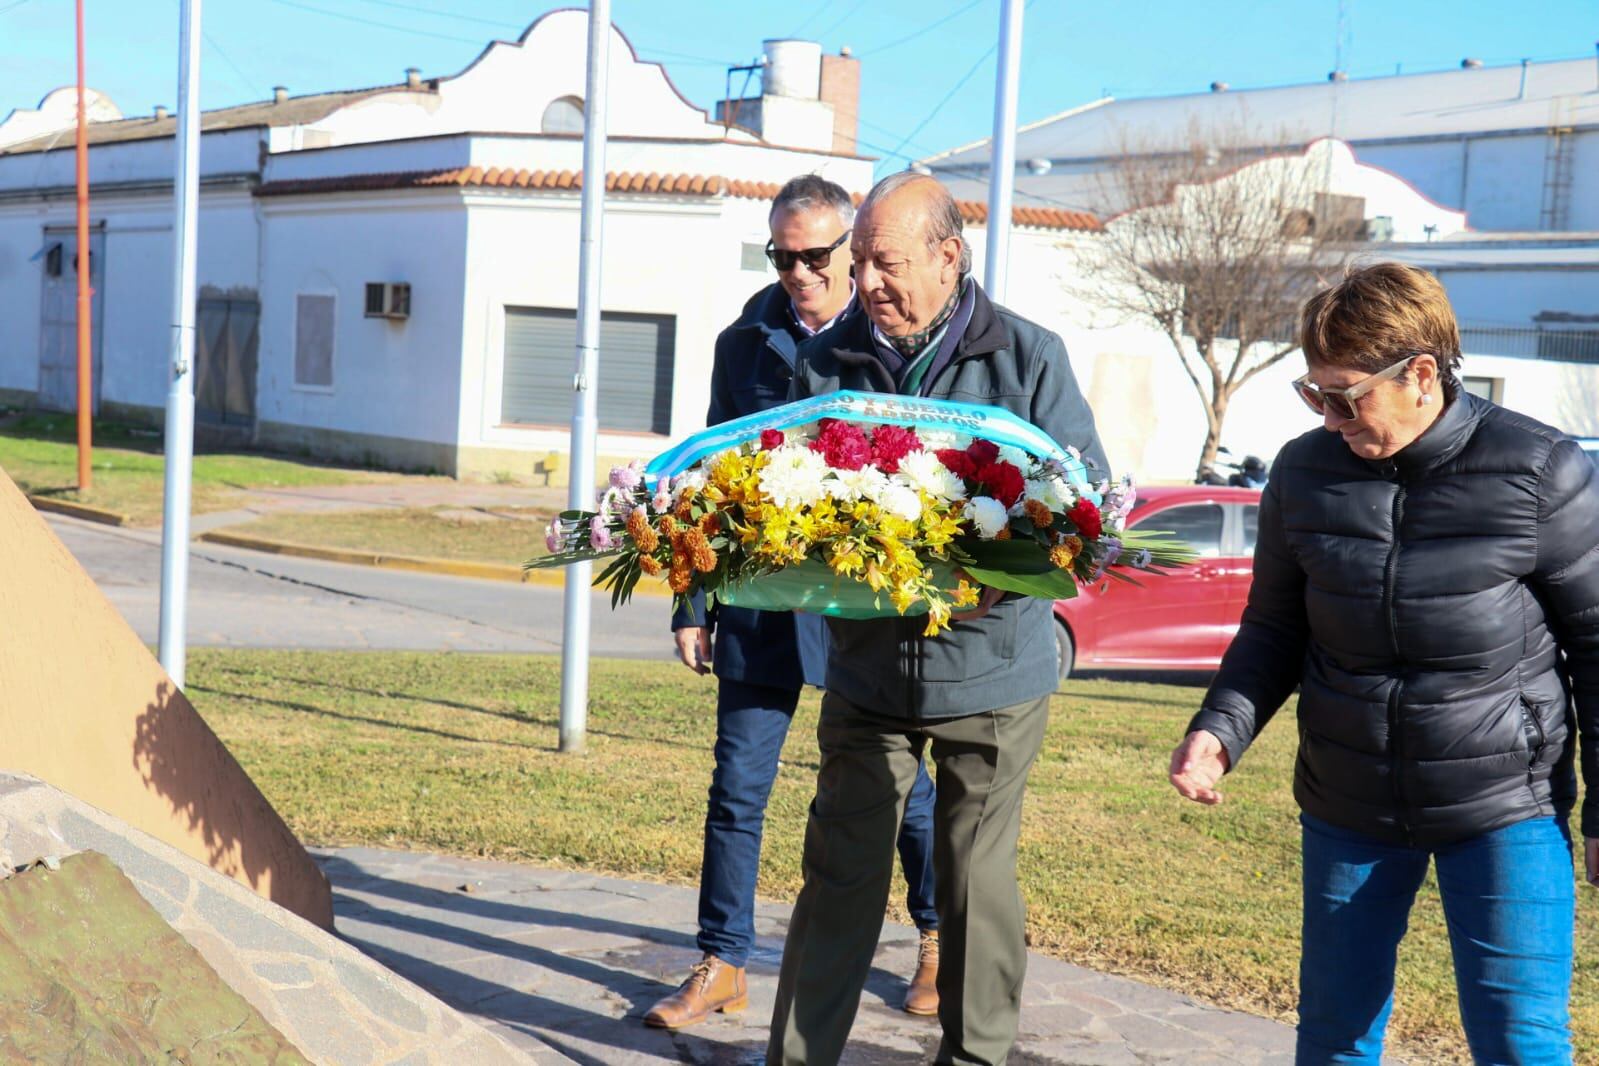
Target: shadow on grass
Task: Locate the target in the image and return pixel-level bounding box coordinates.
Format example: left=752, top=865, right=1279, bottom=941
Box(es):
left=196, top=664, right=803, bottom=761
left=187, top=682, right=548, bottom=751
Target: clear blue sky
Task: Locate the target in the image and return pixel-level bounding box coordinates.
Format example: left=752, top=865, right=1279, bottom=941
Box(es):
left=3, top=0, right=1595, bottom=174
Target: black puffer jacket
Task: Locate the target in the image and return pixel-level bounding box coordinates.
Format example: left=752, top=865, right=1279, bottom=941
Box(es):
left=1190, top=391, right=1599, bottom=845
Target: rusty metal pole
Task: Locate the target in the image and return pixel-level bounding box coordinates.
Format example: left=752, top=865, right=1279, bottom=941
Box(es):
left=74, top=0, right=92, bottom=490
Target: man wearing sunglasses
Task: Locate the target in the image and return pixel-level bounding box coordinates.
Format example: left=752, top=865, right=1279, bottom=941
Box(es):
left=649, top=174, right=941, bottom=1031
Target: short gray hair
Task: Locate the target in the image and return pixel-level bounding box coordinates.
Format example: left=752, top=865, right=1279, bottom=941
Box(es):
left=770, top=174, right=855, bottom=230
left=859, top=171, right=971, bottom=275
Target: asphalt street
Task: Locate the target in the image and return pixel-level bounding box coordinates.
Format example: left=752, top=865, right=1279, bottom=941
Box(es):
left=46, top=514, right=675, bottom=657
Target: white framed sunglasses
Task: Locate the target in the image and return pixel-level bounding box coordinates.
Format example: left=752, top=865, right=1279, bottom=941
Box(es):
left=1292, top=354, right=1420, bottom=420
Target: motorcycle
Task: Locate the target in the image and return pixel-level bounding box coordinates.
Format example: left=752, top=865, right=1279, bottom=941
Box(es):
left=1195, top=447, right=1267, bottom=488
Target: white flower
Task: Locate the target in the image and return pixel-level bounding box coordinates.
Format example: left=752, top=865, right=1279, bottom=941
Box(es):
left=1024, top=471, right=1073, bottom=512
left=917, top=429, right=969, bottom=452
left=671, top=469, right=706, bottom=497
left=879, top=482, right=923, bottom=522
left=825, top=464, right=890, bottom=503
left=968, top=496, right=1009, bottom=540
left=897, top=449, right=966, bottom=502
left=758, top=445, right=829, bottom=509
left=997, top=444, right=1035, bottom=473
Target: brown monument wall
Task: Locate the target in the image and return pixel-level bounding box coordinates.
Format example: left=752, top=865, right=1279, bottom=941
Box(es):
left=0, top=469, right=333, bottom=928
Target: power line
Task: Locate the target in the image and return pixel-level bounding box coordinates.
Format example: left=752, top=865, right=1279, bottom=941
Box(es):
left=787, top=0, right=839, bottom=38
left=878, top=43, right=998, bottom=175
left=262, top=0, right=487, bottom=45
left=813, top=0, right=869, bottom=44
left=341, top=0, right=519, bottom=30
left=857, top=0, right=984, bottom=57
left=202, top=30, right=268, bottom=100
left=0, top=0, right=38, bottom=14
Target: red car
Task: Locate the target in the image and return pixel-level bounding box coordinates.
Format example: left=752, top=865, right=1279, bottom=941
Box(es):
left=1053, top=485, right=1263, bottom=677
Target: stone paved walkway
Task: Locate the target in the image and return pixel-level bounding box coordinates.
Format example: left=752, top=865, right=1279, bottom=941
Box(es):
left=318, top=847, right=1298, bottom=1065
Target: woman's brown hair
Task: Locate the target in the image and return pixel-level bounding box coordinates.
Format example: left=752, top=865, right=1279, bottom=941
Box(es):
left=1300, top=262, right=1462, bottom=377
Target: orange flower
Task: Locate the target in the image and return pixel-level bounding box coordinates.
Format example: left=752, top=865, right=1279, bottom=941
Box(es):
left=684, top=528, right=718, bottom=573
left=995, top=525, right=1012, bottom=541
left=668, top=566, right=693, bottom=593
left=639, top=554, right=663, bottom=577
left=626, top=508, right=659, bottom=553
left=1049, top=542, right=1078, bottom=569
left=657, top=514, right=679, bottom=539
left=700, top=511, right=722, bottom=536
left=1022, top=499, right=1053, bottom=528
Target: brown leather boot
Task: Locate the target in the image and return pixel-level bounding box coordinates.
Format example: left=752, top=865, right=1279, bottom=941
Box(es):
left=903, top=928, right=939, bottom=1016
left=642, top=954, right=748, bottom=1029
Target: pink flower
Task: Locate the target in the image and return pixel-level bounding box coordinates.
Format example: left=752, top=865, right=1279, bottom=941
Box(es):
left=544, top=523, right=563, bottom=554
left=760, top=429, right=785, bottom=451
left=609, top=461, right=644, bottom=492
left=651, top=483, right=673, bottom=514
left=589, top=516, right=618, bottom=551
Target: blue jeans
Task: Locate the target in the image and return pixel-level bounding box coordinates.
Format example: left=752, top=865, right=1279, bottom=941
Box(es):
left=698, top=678, right=938, bottom=967
left=1298, top=813, right=1574, bottom=1065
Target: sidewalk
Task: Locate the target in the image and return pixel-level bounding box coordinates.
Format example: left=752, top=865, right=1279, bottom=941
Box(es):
left=317, top=846, right=1298, bottom=1065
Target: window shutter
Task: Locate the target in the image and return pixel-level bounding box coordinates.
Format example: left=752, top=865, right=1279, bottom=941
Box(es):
left=502, top=307, right=675, bottom=434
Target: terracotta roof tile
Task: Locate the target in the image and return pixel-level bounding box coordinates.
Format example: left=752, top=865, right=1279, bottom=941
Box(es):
left=255, top=168, right=1102, bottom=231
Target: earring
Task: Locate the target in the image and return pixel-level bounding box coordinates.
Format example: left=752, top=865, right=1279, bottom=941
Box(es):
left=1420, top=393, right=1434, bottom=406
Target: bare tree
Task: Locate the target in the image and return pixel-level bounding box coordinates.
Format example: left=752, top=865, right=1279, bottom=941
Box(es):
left=1075, top=126, right=1355, bottom=478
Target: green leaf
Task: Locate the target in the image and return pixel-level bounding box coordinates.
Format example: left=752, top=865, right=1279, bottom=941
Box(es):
left=958, top=538, right=1057, bottom=575
left=961, top=562, right=1079, bottom=601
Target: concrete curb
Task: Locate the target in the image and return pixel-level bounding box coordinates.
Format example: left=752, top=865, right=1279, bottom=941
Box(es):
left=28, top=494, right=130, bottom=527
left=196, top=528, right=673, bottom=597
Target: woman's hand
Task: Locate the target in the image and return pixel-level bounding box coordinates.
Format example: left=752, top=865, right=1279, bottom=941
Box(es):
left=1169, top=729, right=1231, bottom=805
left=1585, top=837, right=1599, bottom=887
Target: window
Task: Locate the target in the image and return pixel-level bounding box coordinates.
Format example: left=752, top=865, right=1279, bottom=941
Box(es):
left=740, top=242, right=769, bottom=272
left=1138, top=503, right=1224, bottom=558
left=1461, top=376, right=1502, bottom=404
left=541, top=95, right=585, bottom=134
left=1241, top=504, right=1260, bottom=555
left=502, top=307, right=675, bottom=434
left=294, top=293, right=334, bottom=388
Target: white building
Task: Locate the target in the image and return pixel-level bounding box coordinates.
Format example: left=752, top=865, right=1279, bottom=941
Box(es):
left=919, top=58, right=1599, bottom=481
left=958, top=140, right=1599, bottom=482
left=920, top=54, right=1599, bottom=233
left=0, top=10, right=1098, bottom=479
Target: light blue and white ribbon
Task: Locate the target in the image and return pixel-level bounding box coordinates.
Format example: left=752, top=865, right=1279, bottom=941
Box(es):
left=644, top=390, right=1086, bottom=485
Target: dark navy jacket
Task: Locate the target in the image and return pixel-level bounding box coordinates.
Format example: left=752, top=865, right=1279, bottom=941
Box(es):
left=670, top=282, right=835, bottom=690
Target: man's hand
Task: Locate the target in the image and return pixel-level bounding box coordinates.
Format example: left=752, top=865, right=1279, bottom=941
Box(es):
left=1169, top=729, right=1231, bottom=805
left=1585, top=836, right=1599, bottom=887
left=674, top=627, right=712, bottom=675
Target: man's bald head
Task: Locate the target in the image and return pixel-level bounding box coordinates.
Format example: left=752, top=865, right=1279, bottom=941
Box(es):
left=857, top=173, right=972, bottom=276
left=850, top=172, right=970, bottom=338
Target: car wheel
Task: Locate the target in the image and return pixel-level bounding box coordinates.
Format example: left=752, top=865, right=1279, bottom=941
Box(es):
left=1054, top=619, right=1074, bottom=681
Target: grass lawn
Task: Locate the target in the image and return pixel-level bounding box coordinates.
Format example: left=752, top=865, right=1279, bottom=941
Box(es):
left=0, top=411, right=391, bottom=524
left=185, top=650, right=1599, bottom=1064
left=223, top=506, right=555, bottom=564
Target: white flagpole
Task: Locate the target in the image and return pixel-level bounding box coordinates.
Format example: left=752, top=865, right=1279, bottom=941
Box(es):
left=983, top=0, right=1024, bottom=302
left=157, top=0, right=202, bottom=686
left=558, top=0, right=611, bottom=753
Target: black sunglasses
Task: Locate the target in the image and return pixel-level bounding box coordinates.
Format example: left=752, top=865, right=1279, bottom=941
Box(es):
left=765, top=230, right=850, bottom=273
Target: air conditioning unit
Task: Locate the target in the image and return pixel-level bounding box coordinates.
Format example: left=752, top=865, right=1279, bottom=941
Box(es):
left=364, top=281, right=411, bottom=319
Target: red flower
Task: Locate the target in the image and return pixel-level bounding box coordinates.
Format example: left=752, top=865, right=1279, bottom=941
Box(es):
left=966, top=439, right=1000, bottom=466
left=869, top=424, right=923, bottom=474
left=759, top=429, right=785, bottom=451
left=1068, top=498, right=1103, bottom=540
left=935, top=448, right=976, bottom=480
left=809, top=420, right=872, bottom=471
left=976, top=461, right=1025, bottom=508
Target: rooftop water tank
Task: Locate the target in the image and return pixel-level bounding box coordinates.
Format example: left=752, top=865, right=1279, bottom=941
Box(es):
left=762, top=39, right=822, bottom=100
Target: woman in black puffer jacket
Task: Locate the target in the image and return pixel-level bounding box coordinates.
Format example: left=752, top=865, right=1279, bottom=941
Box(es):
left=1168, top=263, right=1599, bottom=1065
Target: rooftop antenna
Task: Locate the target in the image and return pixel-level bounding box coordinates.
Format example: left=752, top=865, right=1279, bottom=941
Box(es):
left=1325, top=0, right=1348, bottom=191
